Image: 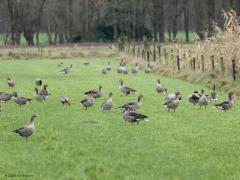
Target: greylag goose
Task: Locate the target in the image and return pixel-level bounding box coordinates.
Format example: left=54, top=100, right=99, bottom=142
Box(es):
left=131, top=63, right=139, bottom=74
left=13, top=113, right=37, bottom=139
left=118, top=94, right=143, bottom=111
left=123, top=107, right=148, bottom=124
left=35, top=78, right=43, bottom=86
left=58, top=62, right=64, bottom=67
left=215, top=92, right=236, bottom=112
left=118, top=60, right=128, bottom=74
left=101, top=68, right=107, bottom=75
left=40, top=84, right=51, bottom=97
left=106, top=61, right=112, bottom=71
left=209, top=84, right=218, bottom=101
left=119, top=80, right=137, bottom=96
left=83, top=62, right=90, bottom=66
left=7, top=77, right=15, bottom=88
left=156, top=79, right=165, bottom=94
left=197, top=89, right=209, bottom=108
left=60, top=96, right=71, bottom=106
left=164, top=89, right=181, bottom=102
left=188, top=91, right=201, bottom=105
left=101, top=92, right=113, bottom=111
left=0, top=92, right=14, bottom=103
left=59, top=64, right=72, bottom=74
left=85, top=85, right=102, bottom=98
left=11, top=92, right=32, bottom=105
left=33, top=88, right=48, bottom=101
left=164, top=94, right=181, bottom=112
left=80, top=93, right=95, bottom=110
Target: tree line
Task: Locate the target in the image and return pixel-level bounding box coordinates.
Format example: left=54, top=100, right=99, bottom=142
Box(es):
left=0, top=0, right=239, bottom=46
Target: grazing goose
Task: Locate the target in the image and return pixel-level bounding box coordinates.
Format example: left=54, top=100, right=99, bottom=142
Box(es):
left=40, top=84, right=50, bottom=97
left=101, top=68, right=107, bottom=75
left=11, top=92, right=32, bottom=105
left=156, top=79, right=165, bottom=94
left=83, top=62, right=90, bottom=66
left=197, top=89, right=209, bottom=108
left=144, top=64, right=153, bottom=73
left=13, top=113, right=37, bottom=140
left=106, top=61, right=112, bottom=71
left=33, top=88, right=48, bottom=101
left=35, top=78, right=43, bottom=86
left=164, top=89, right=181, bottom=102
left=60, top=96, right=71, bottom=106
left=101, top=92, right=113, bottom=111
left=188, top=91, right=201, bottom=105
left=210, top=84, right=218, bottom=101
left=85, top=85, right=102, bottom=98
left=0, top=92, right=14, bottom=103
left=59, top=64, right=72, bottom=74
left=118, top=94, right=143, bottom=111
left=80, top=93, right=95, bottom=110
left=164, top=94, right=181, bottom=112
left=131, top=63, right=139, bottom=74
left=123, top=107, right=148, bottom=124
left=58, top=62, right=64, bottom=68
left=118, top=60, right=128, bottom=74
left=215, top=92, right=236, bottom=112
left=7, top=77, right=15, bottom=88
left=119, top=80, right=137, bottom=96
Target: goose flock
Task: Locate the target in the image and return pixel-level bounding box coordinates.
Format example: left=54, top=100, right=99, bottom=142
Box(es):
left=0, top=60, right=237, bottom=140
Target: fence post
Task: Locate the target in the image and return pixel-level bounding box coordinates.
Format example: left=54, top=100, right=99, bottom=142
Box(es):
left=171, top=48, right=175, bottom=70
left=177, top=55, right=180, bottom=72
left=183, top=53, right=186, bottom=69
left=232, top=58, right=236, bottom=81
left=164, top=48, right=168, bottom=65
left=201, top=55, right=205, bottom=72
left=147, top=50, right=150, bottom=62
left=137, top=47, right=140, bottom=57
left=211, top=55, right=215, bottom=71
left=153, top=44, right=156, bottom=61
left=158, top=45, right=161, bottom=62
left=142, top=49, right=145, bottom=60
left=220, top=57, right=225, bottom=75
left=192, top=57, right=196, bottom=71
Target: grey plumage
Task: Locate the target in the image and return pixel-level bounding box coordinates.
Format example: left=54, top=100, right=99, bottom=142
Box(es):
left=156, top=79, right=165, bottom=94
left=119, top=80, right=137, bottom=96
left=85, top=85, right=102, bottom=98
left=11, top=92, right=32, bottom=105
left=7, top=77, right=15, bottom=88
left=164, top=94, right=181, bottom=112
left=34, top=88, right=48, bottom=101
left=118, top=94, right=143, bottom=111
left=60, top=96, right=71, bottom=105
left=215, top=92, right=236, bottom=112
left=0, top=92, right=14, bottom=103
left=13, top=113, right=37, bottom=139
left=123, top=107, right=148, bottom=124
left=198, top=89, right=209, bottom=108
left=35, top=78, right=43, bottom=86
left=210, top=84, right=218, bottom=101
left=80, top=94, right=95, bottom=110
left=131, top=63, right=139, bottom=74
left=101, top=92, right=113, bottom=111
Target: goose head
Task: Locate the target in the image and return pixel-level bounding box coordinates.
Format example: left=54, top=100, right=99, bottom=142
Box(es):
left=30, top=113, right=38, bottom=123
left=119, top=80, right=124, bottom=86
left=157, top=79, right=161, bottom=84
left=34, top=87, right=39, bottom=94
left=99, top=85, right=102, bottom=91
left=137, top=94, right=144, bottom=102
left=109, top=92, right=113, bottom=97
left=201, top=89, right=204, bottom=95
left=7, top=77, right=11, bottom=81
left=12, top=91, right=17, bottom=98
left=43, top=84, right=48, bottom=90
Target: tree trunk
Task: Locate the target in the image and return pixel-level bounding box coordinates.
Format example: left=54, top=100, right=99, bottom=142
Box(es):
left=183, top=0, right=189, bottom=42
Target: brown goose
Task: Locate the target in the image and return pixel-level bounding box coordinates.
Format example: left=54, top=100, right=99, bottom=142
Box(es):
left=209, top=84, right=218, bottom=101
left=144, top=60, right=154, bottom=73
left=85, top=85, right=102, bottom=98
left=59, top=64, right=73, bottom=74
left=101, top=92, right=113, bottom=111
left=11, top=92, right=32, bottom=105
left=13, top=113, right=37, bottom=140
left=80, top=93, right=95, bottom=110
left=123, top=107, right=148, bottom=124
left=156, top=79, right=165, bottom=94
left=119, top=80, right=137, bottom=96
left=0, top=92, right=14, bottom=103
left=164, top=94, right=181, bottom=112
left=33, top=88, right=48, bottom=101
left=106, top=61, right=112, bottom=71
left=164, top=89, right=181, bottom=102
left=197, top=89, right=209, bottom=108
left=35, top=78, right=43, bottom=86
left=131, top=63, right=139, bottom=74
left=7, top=77, right=15, bottom=88
left=60, top=96, right=71, bottom=106
left=40, top=84, right=51, bottom=97
left=215, top=92, right=236, bottom=112
left=118, top=94, right=143, bottom=111
left=188, top=91, right=201, bottom=105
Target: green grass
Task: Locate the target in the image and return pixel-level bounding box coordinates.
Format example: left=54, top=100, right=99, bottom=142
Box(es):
left=0, top=58, right=239, bottom=179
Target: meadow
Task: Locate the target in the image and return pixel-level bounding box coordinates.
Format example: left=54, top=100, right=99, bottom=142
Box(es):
left=0, top=58, right=240, bottom=179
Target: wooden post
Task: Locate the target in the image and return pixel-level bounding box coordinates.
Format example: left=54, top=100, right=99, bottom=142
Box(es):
left=220, top=57, right=225, bottom=75
left=192, top=57, right=196, bottom=71
left=147, top=50, right=150, bottom=62
left=171, top=48, right=174, bottom=70
left=201, top=55, right=205, bottom=72
left=153, top=45, right=156, bottom=61
left=211, top=55, right=215, bottom=71
left=183, top=53, right=186, bottom=69
left=177, top=55, right=180, bottom=72
left=164, top=48, right=168, bottom=65
left=158, top=45, right=161, bottom=62
left=142, top=49, right=145, bottom=60
left=232, top=58, right=236, bottom=81
left=137, top=47, right=140, bottom=57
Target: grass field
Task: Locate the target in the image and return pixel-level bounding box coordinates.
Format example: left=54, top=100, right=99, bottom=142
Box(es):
left=0, top=58, right=239, bottom=179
